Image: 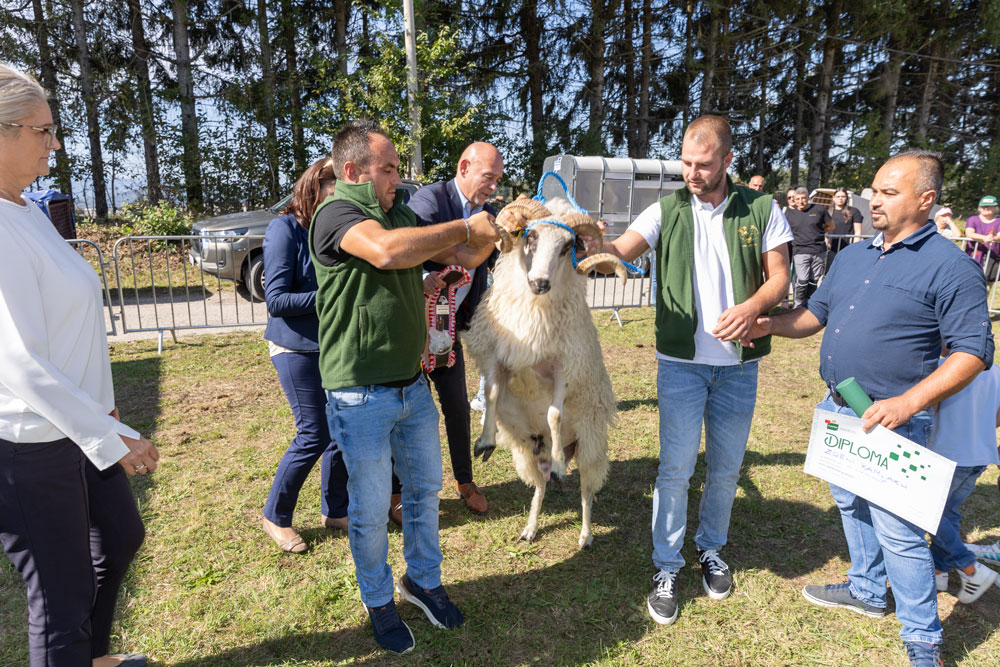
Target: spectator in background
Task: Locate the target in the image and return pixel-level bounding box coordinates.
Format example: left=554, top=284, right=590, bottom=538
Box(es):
left=748, top=175, right=765, bottom=191
left=933, top=207, right=960, bottom=240
left=963, top=195, right=1000, bottom=279
left=783, top=187, right=797, bottom=214
left=784, top=186, right=833, bottom=306
left=827, top=187, right=863, bottom=268
left=261, top=157, right=350, bottom=554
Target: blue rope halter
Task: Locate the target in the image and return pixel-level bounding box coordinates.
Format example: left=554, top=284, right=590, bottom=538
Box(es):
left=527, top=171, right=645, bottom=275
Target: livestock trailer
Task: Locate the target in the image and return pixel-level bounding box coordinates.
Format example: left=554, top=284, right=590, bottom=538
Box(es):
left=540, top=155, right=685, bottom=240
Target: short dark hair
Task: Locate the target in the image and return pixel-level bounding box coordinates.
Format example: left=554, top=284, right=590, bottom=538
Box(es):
left=887, top=149, right=944, bottom=202
left=331, top=119, right=390, bottom=180
left=684, top=115, right=732, bottom=156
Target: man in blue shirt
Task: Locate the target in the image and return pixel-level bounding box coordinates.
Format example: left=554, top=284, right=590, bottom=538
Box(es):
left=747, top=150, right=994, bottom=667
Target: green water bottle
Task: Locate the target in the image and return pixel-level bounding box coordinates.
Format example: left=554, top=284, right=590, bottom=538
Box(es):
left=835, top=377, right=874, bottom=416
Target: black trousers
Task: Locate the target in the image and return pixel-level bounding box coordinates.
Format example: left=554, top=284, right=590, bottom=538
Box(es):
left=427, top=339, right=474, bottom=485
left=0, top=438, right=145, bottom=666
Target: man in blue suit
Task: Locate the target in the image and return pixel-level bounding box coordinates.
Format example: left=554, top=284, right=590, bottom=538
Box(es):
left=406, top=142, right=503, bottom=515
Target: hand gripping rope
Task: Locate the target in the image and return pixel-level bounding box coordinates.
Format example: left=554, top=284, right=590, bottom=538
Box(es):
left=527, top=171, right=645, bottom=275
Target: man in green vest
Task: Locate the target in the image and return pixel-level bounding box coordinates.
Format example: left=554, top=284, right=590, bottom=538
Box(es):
left=309, top=119, right=498, bottom=654
left=603, top=115, right=792, bottom=626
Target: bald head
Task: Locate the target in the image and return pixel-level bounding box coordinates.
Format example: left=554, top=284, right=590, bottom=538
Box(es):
left=456, top=142, right=504, bottom=207
left=684, top=115, right=733, bottom=158
left=748, top=175, right=765, bottom=191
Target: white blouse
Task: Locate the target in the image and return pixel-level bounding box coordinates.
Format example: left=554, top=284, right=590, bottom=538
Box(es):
left=0, top=196, right=138, bottom=469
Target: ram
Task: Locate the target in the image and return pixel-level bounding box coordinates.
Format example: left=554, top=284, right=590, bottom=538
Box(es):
left=464, top=196, right=629, bottom=549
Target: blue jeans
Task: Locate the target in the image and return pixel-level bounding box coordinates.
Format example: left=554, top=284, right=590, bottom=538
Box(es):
left=652, top=359, right=759, bottom=571
left=263, top=351, right=349, bottom=525
left=326, top=375, right=444, bottom=607
left=930, top=465, right=986, bottom=572
left=817, top=395, right=942, bottom=645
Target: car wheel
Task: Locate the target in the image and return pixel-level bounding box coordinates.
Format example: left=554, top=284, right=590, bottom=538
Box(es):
left=246, top=254, right=266, bottom=302
left=629, top=252, right=651, bottom=276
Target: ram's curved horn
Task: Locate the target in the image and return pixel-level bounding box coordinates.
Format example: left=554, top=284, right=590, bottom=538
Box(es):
left=576, top=252, right=628, bottom=286
left=561, top=212, right=604, bottom=253
left=494, top=226, right=514, bottom=253
left=495, top=198, right=550, bottom=234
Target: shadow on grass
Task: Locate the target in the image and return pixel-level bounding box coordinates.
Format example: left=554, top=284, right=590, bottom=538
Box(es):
left=176, top=454, right=880, bottom=667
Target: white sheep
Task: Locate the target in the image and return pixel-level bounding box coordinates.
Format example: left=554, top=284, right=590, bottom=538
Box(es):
left=463, top=196, right=629, bottom=549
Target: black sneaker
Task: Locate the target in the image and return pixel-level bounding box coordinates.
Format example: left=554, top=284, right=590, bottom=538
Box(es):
left=904, top=641, right=943, bottom=667
left=396, top=573, right=465, bottom=629
left=364, top=599, right=415, bottom=654
left=646, top=570, right=679, bottom=625
left=801, top=582, right=886, bottom=617
left=697, top=548, right=732, bottom=600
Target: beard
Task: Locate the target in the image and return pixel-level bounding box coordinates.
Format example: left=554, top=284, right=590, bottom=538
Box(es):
left=685, top=168, right=726, bottom=197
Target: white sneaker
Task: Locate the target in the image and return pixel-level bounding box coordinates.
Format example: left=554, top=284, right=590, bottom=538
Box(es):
left=966, top=540, right=1000, bottom=565
left=935, top=571, right=949, bottom=592
left=957, top=563, right=999, bottom=604
left=469, top=396, right=485, bottom=412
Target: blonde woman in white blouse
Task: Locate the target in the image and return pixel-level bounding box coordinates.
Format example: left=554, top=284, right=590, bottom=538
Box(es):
left=0, top=63, right=158, bottom=667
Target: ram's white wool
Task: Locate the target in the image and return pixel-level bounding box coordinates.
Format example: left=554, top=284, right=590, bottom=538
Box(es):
left=464, top=197, right=618, bottom=549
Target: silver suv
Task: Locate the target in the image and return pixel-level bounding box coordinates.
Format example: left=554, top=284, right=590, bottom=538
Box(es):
left=189, top=181, right=421, bottom=301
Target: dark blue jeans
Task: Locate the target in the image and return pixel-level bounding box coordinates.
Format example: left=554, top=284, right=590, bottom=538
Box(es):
left=263, top=351, right=349, bottom=525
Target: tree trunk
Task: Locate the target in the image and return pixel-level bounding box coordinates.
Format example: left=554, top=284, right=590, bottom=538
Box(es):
left=624, top=0, right=636, bottom=156
left=699, top=5, right=720, bottom=116
left=32, top=0, right=71, bottom=197
left=683, top=0, right=692, bottom=128
left=69, top=0, right=107, bottom=218
left=520, top=0, right=546, bottom=171
left=807, top=0, right=842, bottom=190
left=256, top=0, right=279, bottom=199
left=173, top=0, right=203, bottom=209
left=278, top=0, right=305, bottom=173
left=127, top=0, right=162, bottom=203
left=637, top=0, right=651, bottom=157
left=334, top=0, right=348, bottom=76
left=790, top=43, right=807, bottom=186
left=880, top=47, right=903, bottom=159
left=583, top=0, right=608, bottom=152
left=916, top=44, right=940, bottom=146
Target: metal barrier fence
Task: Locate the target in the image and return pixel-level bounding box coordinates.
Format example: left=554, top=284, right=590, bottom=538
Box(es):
left=111, top=235, right=268, bottom=352
left=68, top=238, right=118, bottom=337
left=69, top=230, right=1000, bottom=349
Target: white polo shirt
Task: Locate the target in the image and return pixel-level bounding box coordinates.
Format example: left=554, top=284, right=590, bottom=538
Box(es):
left=628, top=193, right=793, bottom=366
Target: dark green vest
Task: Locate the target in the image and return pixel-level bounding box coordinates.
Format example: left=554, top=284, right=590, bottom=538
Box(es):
left=308, top=181, right=425, bottom=390
left=654, top=177, right=774, bottom=362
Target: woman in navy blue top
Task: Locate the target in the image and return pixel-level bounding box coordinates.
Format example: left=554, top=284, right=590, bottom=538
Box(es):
left=261, top=158, right=349, bottom=553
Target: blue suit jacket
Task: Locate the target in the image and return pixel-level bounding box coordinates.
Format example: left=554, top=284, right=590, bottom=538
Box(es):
left=407, top=180, right=497, bottom=330
left=262, top=213, right=319, bottom=350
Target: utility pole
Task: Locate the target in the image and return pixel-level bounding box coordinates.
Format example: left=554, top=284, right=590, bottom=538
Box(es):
left=402, top=0, right=422, bottom=177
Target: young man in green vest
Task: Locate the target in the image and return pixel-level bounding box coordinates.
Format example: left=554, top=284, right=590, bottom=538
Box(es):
left=309, top=120, right=498, bottom=654
left=603, top=115, right=792, bottom=626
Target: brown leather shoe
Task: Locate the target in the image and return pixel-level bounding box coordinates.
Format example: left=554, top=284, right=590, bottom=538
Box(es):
left=322, top=514, right=349, bottom=531
left=456, top=481, right=488, bottom=514
left=389, top=493, right=403, bottom=526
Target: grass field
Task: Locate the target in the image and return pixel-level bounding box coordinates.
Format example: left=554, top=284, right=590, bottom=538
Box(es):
left=1, top=307, right=998, bottom=666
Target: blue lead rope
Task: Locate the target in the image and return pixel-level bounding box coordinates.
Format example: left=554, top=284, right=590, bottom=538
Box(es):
left=530, top=171, right=646, bottom=275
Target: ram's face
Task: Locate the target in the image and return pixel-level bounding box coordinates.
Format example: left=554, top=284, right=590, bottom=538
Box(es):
left=520, top=224, right=584, bottom=295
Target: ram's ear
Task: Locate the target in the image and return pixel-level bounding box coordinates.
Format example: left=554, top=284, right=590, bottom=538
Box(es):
left=575, top=253, right=628, bottom=285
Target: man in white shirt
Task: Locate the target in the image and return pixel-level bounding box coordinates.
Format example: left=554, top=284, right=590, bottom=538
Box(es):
left=602, top=115, right=792, bottom=626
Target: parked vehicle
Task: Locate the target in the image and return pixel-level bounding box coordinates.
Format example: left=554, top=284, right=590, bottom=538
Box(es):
left=189, top=180, right=421, bottom=301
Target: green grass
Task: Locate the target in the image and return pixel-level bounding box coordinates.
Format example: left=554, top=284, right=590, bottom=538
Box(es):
left=1, top=307, right=998, bottom=665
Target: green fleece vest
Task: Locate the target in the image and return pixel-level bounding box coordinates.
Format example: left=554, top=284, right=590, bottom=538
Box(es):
left=309, top=181, right=425, bottom=390
left=654, top=177, right=774, bottom=362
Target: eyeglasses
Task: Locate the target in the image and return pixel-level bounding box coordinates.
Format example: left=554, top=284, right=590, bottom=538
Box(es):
left=0, top=122, right=58, bottom=145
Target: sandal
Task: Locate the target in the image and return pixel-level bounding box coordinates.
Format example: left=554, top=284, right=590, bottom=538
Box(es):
left=262, top=516, right=307, bottom=553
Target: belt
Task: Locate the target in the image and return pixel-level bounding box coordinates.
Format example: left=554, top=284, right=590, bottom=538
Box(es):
left=829, top=389, right=884, bottom=408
